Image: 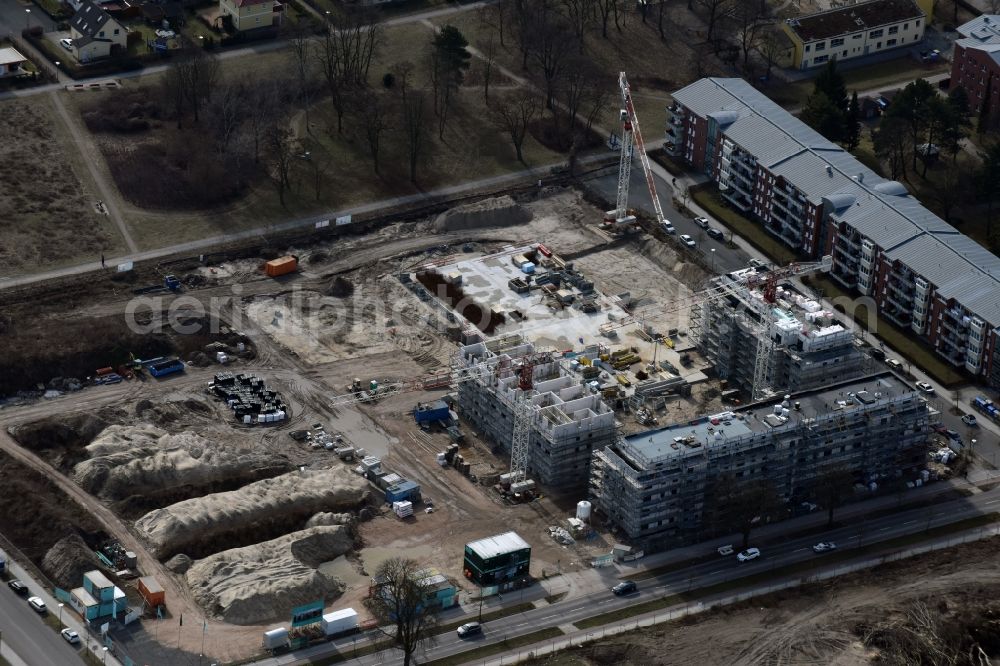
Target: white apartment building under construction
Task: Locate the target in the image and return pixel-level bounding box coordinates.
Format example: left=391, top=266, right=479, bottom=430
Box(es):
left=455, top=338, right=616, bottom=491
left=692, top=265, right=870, bottom=400
left=590, top=372, right=928, bottom=552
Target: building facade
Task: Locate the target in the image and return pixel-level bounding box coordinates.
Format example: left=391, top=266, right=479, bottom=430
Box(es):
left=219, top=0, right=277, bottom=31
left=68, top=1, right=128, bottom=62
left=951, top=15, right=1000, bottom=126
left=781, top=0, right=930, bottom=69
left=668, top=77, right=1000, bottom=385
left=590, top=373, right=928, bottom=552
left=455, top=339, right=615, bottom=491
left=0, top=48, right=28, bottom=78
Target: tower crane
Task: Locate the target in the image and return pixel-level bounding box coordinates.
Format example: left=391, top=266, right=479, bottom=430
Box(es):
left=605, top=72, right=672, bottom=231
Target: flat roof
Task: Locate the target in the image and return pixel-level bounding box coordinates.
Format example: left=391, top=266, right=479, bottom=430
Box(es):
left=84, top=570, right=113, bottom=589
left=787, top=0, right=924, bottom=43
left=71, top=587, right=98, bottom=607
left=623, top=372, right=911, bottom=464
left=466, top=531, right=530, bottom=558
left=139, top=576, right=163, bottom=594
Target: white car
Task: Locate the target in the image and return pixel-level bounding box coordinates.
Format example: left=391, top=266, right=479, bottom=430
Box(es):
left=915, top=381, right=935, bottom=395
left=61, top=628, right=81, bottom=644
left=680, top=234, right=696, bottom=248
left=962, top=414, right=979, bottom=427
left=27, top=596, right=46, bottom=613
left=660, top=221, right=676, bottom=235
left=694, top=216, right=710, bottom=229
left=736, top=547, right=760, bottom=562
left=812, top=541, right=837, bottom=553
left=717, top=544, right=734, bottom=556
left=59, top=38, right=73, bottom=51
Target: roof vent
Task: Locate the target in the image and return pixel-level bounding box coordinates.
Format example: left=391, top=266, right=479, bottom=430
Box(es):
left=825, top=165, right=833, bottom=176
left=857, top=172, right=864, bottom=183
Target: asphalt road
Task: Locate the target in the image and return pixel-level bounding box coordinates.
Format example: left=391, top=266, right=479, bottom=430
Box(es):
left=0, top=0, right=55, bottom=38
left=259, top=485, right=1000, bottom=666
left=0, top=574, right=85, bottom=666
left=582, top=165, right=750, bottom=274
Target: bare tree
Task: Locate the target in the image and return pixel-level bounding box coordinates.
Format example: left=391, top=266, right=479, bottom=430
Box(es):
left=733, top=2, right=770, bottom=73
left=264, top=113, right=295, bottom=207
left=175, top=49, right=219, bottom=125
left=365, top=558, right=438, bottom=666
left=482, top=33, right=496, bottom=101
left=559, top=56, right=599, bottom=144
left=527, top=5, right=574, bottom=109
left=315, top=27, right=347, bottom=134
left=492, top=91, right=540, bottom=163
left=400, top=89, right=428, bottom=183
left=290, top=27, right=314, bottom=131
left=757, top=29, right=785, bottom=81
left=695, top=0, right=732, bottom=44
left=245, top=77, right=277, bottom=164
left=559, top=0, right=593, bottom=52
left=358, top=90, right=391, bottom=174
left=595, top=0, right=615, bottom=38
left=161, top=62, right=186, bottom=129
left=815, top=465, right=855, bottom=527
left=207, top=81, right=245, bottom=155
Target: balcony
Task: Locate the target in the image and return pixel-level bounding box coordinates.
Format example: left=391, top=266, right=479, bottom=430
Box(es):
left=935, top=344, right=965, bottom=367
left=664, top=140, right=681, bottom=157
left=886, top=291, right=913, bottom=312
left=722, top=189, right=751, bottom=212
left=830, top=267, right=858, bottom=289
left=940, top=317, right=969, bottom=338
left=884, top=307, right=912, bottom=327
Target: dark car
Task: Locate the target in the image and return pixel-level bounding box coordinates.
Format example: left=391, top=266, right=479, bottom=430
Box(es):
left=707, top=227, right=724, bottom=241
left=7, top=580, right=28, bottom=596
left=457, top=622, right=482, bottom=638
left=612, top=580, right=638, bottom=596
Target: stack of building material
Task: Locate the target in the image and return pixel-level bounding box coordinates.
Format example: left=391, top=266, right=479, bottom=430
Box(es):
left=393, top=501, right=413, bottom=518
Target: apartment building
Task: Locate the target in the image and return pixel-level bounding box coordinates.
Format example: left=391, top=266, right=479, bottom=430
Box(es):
left=952, top=15, right=1000, bottom=125
left=590, top=373, right=928, bottom=552
left=781, top=0, right=930, bottom=70
left=667, top=77, right=1000, bottom=383
left=693, top=266, right=868, bottom=400
left=455, top=339, right=616, bottom=491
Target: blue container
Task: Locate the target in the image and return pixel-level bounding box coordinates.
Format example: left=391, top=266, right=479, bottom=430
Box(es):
left=521, top=262, right=536, bottom=274
left=385, top=480, right=421, bottom=504
left=414, top=400, right=450, bottom=424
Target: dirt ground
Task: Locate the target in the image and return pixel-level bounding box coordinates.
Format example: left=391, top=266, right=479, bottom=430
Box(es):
left=0, top=183, right=714, bottom=663
left=528, top=536, right=1000, bottom=666
left=0, top=95, right=122, bottom=273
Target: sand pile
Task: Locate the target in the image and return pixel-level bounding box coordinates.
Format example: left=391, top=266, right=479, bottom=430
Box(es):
left=305, top=512, right=354, bottom=528
left=42, top=534, right=97, bottom=589
left=72, top=425, right=290, bottom=501
left=433, top=195, right=532, bottom=232
left=135, top=467, right=368, bottom=559
left=186, top=525, right=352, bottom=625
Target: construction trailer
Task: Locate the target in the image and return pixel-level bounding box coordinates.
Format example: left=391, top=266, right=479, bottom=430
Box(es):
left=137, top=576, right=165, bottom=611
left=455, top=339, right=616, bottom=491
left=590, top=372, right=928, bottom=553
left=463, top=532, right=531, bottom=592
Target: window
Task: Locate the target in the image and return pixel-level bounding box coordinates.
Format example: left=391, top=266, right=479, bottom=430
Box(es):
left=870, top=29, right=884, bottom=38
left=98, top=30, right=104, bottom=37
left=843, top=51, right=848, bottom=57
left=853, top=33, right=862, bottom=39
left=814, top=55, right=829, bottom=64
left=888, top=26, right=898, bottom=35
left=903, top=22, right=909, bottom=29
left=916, top=19, right=921, bottom=27
left=831, top=38, right=844, bottom=47
left=887, top=38, right=897, bottom=47
left=877, top=42, right=882, bottom=49
left=805, top=44, right=811, bottom=52
left=113, top=28, right=119, bottom=35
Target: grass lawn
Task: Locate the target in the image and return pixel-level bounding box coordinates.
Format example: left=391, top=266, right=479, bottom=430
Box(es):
left=802, top=274, right=968, bottom=386
left=689, top=184, right=799, bottom=265
left=576, top=512, right=1000, bottom=629
left=851, top=130, right=884, bottom=177
left=0, top=95, right=125, bottom=276
left=424, top=627, right=564, bottom=666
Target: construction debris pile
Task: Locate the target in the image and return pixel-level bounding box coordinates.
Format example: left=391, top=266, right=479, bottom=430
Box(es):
left=209, top=373, right=288, bottom=424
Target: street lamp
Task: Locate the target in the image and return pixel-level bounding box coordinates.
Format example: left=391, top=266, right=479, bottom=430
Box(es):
left=58, top=603, right=64, bottom=625
left=25, top=8, right=31, bottom=30
left=710, top=248, right=716, bottom=272
left=102, top=646, right=108, bottom=664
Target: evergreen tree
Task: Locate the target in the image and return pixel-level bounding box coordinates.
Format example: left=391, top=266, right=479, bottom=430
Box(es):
left=813, top=59, right=848, bottom=111
left=801, top=91, right=845, bottom=141
left=844, top=90, right=861, bottom=151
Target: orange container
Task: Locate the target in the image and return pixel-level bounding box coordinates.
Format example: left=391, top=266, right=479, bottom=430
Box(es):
left=265, top=256, right=297, bottom=277
left=137, top=576, right=165, bottom=609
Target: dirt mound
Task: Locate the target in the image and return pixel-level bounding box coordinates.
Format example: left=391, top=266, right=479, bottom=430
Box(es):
left=186, top=526, right=352, bottom=625
left=135, top=467, right=368, bottom=560
left=72, top=425, right=292, bottom=516
left=305, top=512, right=353, bottom=528
left=166, top=554, right=192, bottom=574
left=327, top=276, right=354, bottom=298
left=42, top=534, right=98, bottom=590
left=9, top=413, right=109, bottom=471
left=433, top=195, right=532, bottom=232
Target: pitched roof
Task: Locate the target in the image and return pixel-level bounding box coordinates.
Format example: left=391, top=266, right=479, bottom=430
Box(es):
left=672, top=76, right=1000, bottom=327
left=785, top=0, right=924, bottom=43
left=0, top=47, right=27, bottom=67
left=69, top=0, right=115, bottom=39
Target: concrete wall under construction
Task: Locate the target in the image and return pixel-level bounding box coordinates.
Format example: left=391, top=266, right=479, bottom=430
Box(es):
left=456, top=340, right=615, bottom=491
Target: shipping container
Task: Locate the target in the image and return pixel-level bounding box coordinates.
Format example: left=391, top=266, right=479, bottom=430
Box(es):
left=265, top=256, right=298, bottom=278
left=137, top=576, right=165, bottom=609
left=148, top=359, right=185, bottom=378
left=321, top=608, right=359, bottom=637
left=385, top=480, right=421, bottom=504
left=262, top=627, right=290, bottom=650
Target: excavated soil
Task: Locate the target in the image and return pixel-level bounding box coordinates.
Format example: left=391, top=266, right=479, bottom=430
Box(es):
left=186, top=525, right=353, bottom=625
left=42, top=534, right=100, bottom=590
left=433, top=194, right=532, bottom=232
left=134, top=466, right=370, bottom=560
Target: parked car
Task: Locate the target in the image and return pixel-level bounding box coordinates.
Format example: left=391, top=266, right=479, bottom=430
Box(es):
left=7, top=579, right=28, bottom=596
left=962, top=414, right=979, bottom=427
left=660, top=221, right=676, bottom=235
left=915, top=381, right=935, bottom=395
left=717, top=544, right=734, bottom=556
left=932, top=423, right=949, bottom=436
left=736, top=547, right=761, bottom=563
left=694, top=216, right=710, bottom=229
left=886, top=359, right=903, bottom=371
left=59, top=38, right=73, bottom=51
left=946, top=429, right=962, bottom=442
left=27, top=596, right=46, bottom=613
left=812, top=541, right=837, bottom=553
left=612, top=580, right=638, bottom=596
left=706, top=227, right=724, bottom=241
left=61, top=629, right=81, bottom=645
left=680, top=234, right=696, bottom=248
left=749, top=258, right=769, bottom=270
left=457, top=622, right=482, bottom=638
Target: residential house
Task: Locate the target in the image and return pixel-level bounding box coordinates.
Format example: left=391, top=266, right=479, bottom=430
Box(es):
left=667, top=76, right=1000, bottom=384
left=68, top=0, right=129, bottom=63
left=951, top=15, right=1000, bottom=126
left=0, top=47, right=28, bottom=78
left=781, top=0, right=931, bottom=69
left=218, top=0, right=278, bottom=32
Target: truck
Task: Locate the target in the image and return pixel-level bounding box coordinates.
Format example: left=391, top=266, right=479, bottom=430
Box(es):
left=262, top=627, right=290, bottom=651
left=321, top=608, right=359, bottom=638
left=973, top=396, right=1000, bottom=422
